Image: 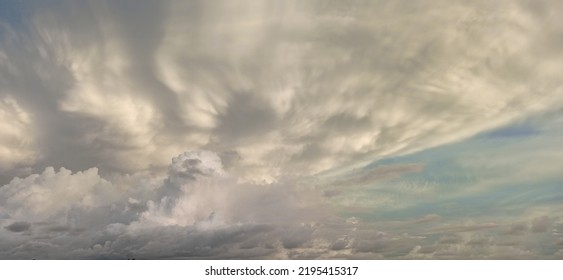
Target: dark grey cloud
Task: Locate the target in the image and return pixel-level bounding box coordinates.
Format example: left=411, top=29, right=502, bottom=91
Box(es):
left=4, top=222, right=31, bottom=232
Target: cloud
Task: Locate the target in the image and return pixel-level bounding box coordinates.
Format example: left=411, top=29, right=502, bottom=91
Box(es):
left=4, top=222, right=31, bottom=233
left=0, top=166, right=115, bottom=223
left=414, top=214, right=442, bottom=224
left=433, top=222, right=498, bottom=233
left=0, top=150, right=342, bottom=259
left=0, top=151, right=560, bottom=259
left=0, top=149, right=514, bottom=260
left=506, top=222, right=528, bottom=235
left=1, top=0, right=563, bottom=183
left=531, top=216, right=551, bottom=233
left=1, top=1, right=563, bottom=259
left=0, top=96, right=37, bottom=171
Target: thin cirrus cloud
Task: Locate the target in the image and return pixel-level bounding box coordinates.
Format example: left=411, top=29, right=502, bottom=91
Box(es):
left=0, top=0, right=563, bottom=259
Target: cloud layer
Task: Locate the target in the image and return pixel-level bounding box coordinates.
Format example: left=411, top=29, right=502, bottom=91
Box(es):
left=1, top=0, right=563, bottom=259
left=0, top=148, right=562, bottom=259
left=0, top=150, right=330, bottom=259
left=1, top=0, right=563, bottom=183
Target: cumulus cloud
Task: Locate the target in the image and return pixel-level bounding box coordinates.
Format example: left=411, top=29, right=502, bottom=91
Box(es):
left=0, top=150, right=340, bottom=259
left=0, top=150, right=561, bottom=259
left=0, top=166, right=115, bottom=223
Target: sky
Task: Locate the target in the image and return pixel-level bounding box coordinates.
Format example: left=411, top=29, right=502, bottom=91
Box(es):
left=0, top=0, right=562, bottom=259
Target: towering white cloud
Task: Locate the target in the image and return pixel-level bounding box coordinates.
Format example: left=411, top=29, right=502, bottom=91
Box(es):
left=0, top=166, right=119, bottom=223
left=0, top=150, right=331, bottom=259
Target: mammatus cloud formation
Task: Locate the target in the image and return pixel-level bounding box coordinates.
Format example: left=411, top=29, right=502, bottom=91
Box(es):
left=1, top=0, right=563, bottom=259
left=1, top=0, right=563, bottom=181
